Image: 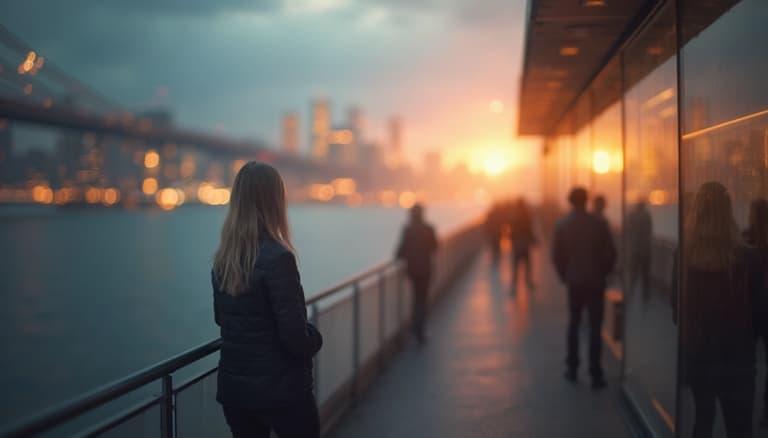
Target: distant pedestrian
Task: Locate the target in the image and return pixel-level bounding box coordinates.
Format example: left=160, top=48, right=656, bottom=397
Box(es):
left=510, top=198, right=537, bottom=291
left=396, top=203, right=438, bottom=344
left=212, top=162, right=323, bottom=438
left=743, top=198, right=768, bottom=427
left=626, top=200, right=653, bottom=300
left=485, top=202, right=506, bottom=263
left=592, top=195, right=607, bottom=220
left=552, top=187, right=617, bottom=389
left=672, top=182, right=758, bottom=437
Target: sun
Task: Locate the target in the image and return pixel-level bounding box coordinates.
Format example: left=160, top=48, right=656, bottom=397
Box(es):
left=482, top=151, right=510, bottom=176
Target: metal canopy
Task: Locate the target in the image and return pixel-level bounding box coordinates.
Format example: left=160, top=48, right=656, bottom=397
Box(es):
left=517, top=0, right=649, bottom=136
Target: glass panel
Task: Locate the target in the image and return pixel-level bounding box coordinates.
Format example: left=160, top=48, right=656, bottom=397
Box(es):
left=175, top=371, right=229, bottom=438
left=92, top=401, right=161, bottom=438
left=359, top=277, right=381, bottom=364
left=590, top=57, right=623, bottom=228
left=315, top=293, right=354, bottom=404
left=622, top=2, right=678, bottom=436
left=679, top=0, right=768, bottom=436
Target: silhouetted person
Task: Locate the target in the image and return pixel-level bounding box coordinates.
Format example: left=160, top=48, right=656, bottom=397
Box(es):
left=552, top=187, right=617, bottom=388
left=212, top=162, right=323, bottom=438
left=743, top=198, right=768, bottom=427
left=485, top=203, right=506, bottom=263
left=592, top=194, right=607, bottom=220
left=626, top=200, right=653, bottom=300
left=672, top=182, right=758, bottom=438
left=510, top=198, right=537, bottom=291
left=396, top=203, right=438, bottom=344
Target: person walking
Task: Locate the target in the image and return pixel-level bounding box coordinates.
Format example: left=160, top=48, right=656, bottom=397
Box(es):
left=510, top=198, right=537, bottom=291
left=212, top=162, right=323, bottom=438
left=743, top=198, right=768, bottom=427
left=673, top=182, right=758, bottom=437
left=552, top=187, right=617, bottom=388
left=396, top=203, right=438, bottom=344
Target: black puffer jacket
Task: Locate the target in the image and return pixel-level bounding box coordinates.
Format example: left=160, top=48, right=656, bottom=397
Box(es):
left=213, top=238, right=323, bottom=409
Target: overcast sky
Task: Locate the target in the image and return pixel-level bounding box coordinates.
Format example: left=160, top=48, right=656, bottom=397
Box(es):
left=4, top=0, right=532, bottom=168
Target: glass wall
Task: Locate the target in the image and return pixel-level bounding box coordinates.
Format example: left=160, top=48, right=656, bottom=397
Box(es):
left=622, top=2, right=678, bottom=436
left=678, top=0, right=768, bottom=435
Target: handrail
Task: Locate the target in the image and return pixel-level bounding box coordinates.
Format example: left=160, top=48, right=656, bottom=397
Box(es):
left=0, top=218, right=484, bottom=438
left=0, top=339, right=222, bottom=438
left=0, top=259, right=400, bottom=438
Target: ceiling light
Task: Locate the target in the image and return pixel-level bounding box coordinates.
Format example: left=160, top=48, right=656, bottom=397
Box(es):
left=560, top=46, right=579, bottom=56
left=581, top=0, right=606, bottom=6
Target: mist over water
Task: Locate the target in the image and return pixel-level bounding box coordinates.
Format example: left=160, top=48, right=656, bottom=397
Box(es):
left=0, top=202, right=480, bottom=423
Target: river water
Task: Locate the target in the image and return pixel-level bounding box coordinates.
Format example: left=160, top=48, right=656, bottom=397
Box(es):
left=0, top=202, right=481, bottom=424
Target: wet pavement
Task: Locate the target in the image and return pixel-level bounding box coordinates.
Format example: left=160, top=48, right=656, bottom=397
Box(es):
left=328, top=248, right=631, bottom=438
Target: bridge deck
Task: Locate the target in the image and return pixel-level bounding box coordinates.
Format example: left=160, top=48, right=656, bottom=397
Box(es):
left=328, top=248, right=631, bottom=438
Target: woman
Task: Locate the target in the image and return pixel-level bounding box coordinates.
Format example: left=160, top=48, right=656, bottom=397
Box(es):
left=212, top=162, right=323, bottom=438
left=680, top=182, right=757, bottom=438
left=743, top=198, right=768, bottom=427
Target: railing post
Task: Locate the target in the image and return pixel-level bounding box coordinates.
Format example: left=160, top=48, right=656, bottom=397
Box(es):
left=378, top=272, right=386, bottom=370
left=310, top=303, right=320, bottom=400
left=352, top=283, right=360, bottom=399
left=160, top=374, right=173, bottom=438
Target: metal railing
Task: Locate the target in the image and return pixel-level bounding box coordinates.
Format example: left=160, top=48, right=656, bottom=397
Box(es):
left=0, top=220, right=484, bottom=438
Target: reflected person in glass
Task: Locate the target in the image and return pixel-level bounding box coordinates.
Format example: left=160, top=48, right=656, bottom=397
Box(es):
left=742, top=198, right=768, bottom=427
left=396, top=203, right=438, bottom=344
left=212, top=162, right=323, bottom=438
left=625, top=198, right=653, bottom=301
left=675, top=182, right=757, bottom=438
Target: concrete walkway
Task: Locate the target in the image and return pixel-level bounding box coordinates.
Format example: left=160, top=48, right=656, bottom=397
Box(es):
left=328, top=248, right=631, bottom=438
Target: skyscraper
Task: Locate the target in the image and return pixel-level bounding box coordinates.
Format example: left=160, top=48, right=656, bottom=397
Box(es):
left=282, top=112, right=299, bottom=155
left=387, top=116, right=402, bottom=168
left=310, top=99, right=330, bottom=160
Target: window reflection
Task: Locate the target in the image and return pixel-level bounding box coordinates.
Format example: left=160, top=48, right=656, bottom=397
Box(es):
left=622, top=2, right=678, bottom=436
left=679, top=0, right=768, bottom=435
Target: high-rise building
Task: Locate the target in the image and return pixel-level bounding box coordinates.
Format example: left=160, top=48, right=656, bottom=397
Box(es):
left=0, top=119, right=13, bottom=184
left=281, top=112, right=300, bottom=155
left=424, top=150, right=442, bottom=176
left=348, top=106, right=364, bottom=141
left=327, top=126, right=356, bottom=166
left=310, top=99, right=331, bottom=160
left=0, top=119, right=11, bottom=164
left=387, top=116, right=402, bottom=168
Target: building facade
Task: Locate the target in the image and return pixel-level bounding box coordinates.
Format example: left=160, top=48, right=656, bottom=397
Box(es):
left=519, top=0, right=768, bottom=436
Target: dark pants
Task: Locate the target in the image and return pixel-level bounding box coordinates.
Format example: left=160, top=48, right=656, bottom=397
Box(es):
left=512, top=249, right=532, bottom=288
left=758, top=320, right=768, bottom=405
left=222, top=393, right=320, bottom=438
left=409, top=272, right=430, bottom=340
left=566, top=284, right=605, bottom=379
left=690, top=374, right=754, bottom=438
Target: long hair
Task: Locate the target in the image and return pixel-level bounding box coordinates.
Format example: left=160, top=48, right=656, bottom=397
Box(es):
left=213, top=162, right=294, bottom=296
left=684, top=181, right=740, bottom=271
left=747, top=198, right=768, bottom=248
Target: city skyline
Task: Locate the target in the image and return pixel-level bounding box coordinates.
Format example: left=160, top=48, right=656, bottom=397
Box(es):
left=2, top=0, right=534, bottom=169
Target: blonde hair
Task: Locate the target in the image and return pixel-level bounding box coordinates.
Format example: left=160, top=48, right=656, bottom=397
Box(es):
left=684, top=181, right=741, bottom=271
left=213, top=162, right=293, bottom=296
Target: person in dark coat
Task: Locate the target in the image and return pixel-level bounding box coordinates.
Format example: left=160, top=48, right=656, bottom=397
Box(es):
left=671, top=182, right=758, bottom=438
left=212, top=162, right=323, bottom=438
left=742, top=198, right=768, bottom=427
left=552, top=187, right=617, bottom=388
left=510, top=198, right=537, bottom=291
left=396, top=203, right=438, bottom=344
